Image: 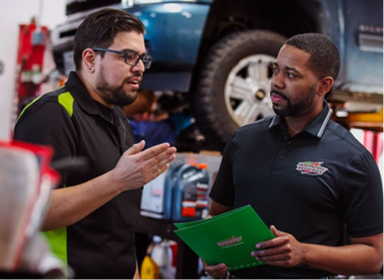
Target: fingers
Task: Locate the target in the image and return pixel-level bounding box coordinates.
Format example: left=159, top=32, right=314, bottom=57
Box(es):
left=204, top=263, right=228, bottom=279
left=251, top=226, right=303, bottom=268
left=131, top=142, right=176, bottom=183
left=256, top=237, right=281, bottom=250
left=140, top=142, right=172, bottom=159
left=251, top=244, right=288, bottom=260
left=144, top=143, right=177, bottom=170
left=154, top=145, right=177, bottom=163
left=152, top=163, right=169, bottom=179
left=124, top=140, right=145, bottom=156
left=112, top=142, right=177, bottom=192
left=251, top=250, right=291, bottom=267
left=124, top=142, right=176, bottom=169
left=255, top=226, right=288, bottom=250
left=251, top=246, right=297, bottom=267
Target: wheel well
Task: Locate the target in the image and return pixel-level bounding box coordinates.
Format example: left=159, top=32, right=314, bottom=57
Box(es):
left=192, top=0, right=324, bottom=86
left=205, top=0, right=323, bottom=43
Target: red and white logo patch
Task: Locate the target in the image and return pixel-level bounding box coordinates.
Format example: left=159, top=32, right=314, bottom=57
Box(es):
left=296, top=161, right=328, bottom=176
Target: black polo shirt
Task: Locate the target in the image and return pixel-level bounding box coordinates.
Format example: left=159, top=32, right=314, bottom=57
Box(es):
left=210, top=102, right=383, bottom=279
left=14, top=72, right=141, bottom=279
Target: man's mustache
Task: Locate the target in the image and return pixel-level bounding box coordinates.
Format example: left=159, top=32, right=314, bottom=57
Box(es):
left=270, top=90, right=287, bottom=100
left=124, top=73, right=142, bottom=83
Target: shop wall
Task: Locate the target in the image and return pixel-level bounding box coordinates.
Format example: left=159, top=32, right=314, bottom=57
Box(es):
left=0, top=0, right=66, bottom=141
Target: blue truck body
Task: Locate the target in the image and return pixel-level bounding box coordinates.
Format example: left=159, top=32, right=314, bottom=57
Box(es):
left=52, top=0, right=383, bottom=149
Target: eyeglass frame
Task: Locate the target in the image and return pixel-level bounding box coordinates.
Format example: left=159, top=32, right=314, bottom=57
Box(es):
left=91, top=47, right=153, bottom=69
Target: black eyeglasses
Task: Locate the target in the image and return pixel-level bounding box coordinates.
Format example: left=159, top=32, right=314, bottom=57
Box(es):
left=92, top=47, right=153, bottom=69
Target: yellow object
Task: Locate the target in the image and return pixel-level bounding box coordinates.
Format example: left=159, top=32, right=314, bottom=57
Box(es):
left=347, top=108, right=383, bottom=132
left=347, top=107, right=384, bottom=122
left=140, top=255, right=160, bottom=279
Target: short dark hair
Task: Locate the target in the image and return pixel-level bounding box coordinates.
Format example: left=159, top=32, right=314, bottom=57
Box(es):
left=73, top=8, right=145, bottom=71
left=285, top=33, right=340, bottom=80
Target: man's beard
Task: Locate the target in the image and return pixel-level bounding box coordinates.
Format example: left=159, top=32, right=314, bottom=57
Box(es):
left=95, top=73, right=140, bottom=106
left=271, top=85, right=316, bottom=117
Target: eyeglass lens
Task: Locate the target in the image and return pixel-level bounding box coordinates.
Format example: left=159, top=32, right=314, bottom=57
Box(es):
left=125, top=51, right=152, bottom=69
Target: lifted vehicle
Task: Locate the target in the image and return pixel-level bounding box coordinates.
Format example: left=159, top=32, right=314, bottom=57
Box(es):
left=52, top=0, right=383, bottom=150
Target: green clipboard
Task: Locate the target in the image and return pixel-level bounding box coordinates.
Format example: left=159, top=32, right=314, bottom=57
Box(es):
left=174, top=205, right=274, bottom=271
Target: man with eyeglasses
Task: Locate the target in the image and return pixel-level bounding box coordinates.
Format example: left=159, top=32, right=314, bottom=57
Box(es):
left=13, top=8, right=176, bottom=279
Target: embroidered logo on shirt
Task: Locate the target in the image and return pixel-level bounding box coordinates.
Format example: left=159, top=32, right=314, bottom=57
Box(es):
left=296, top=161, right=328, bottom=176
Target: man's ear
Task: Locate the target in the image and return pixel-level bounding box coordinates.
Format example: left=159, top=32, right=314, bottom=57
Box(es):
left=318, top=76, right=334, bottom=97
left=82, top=48, right=96, bottom=71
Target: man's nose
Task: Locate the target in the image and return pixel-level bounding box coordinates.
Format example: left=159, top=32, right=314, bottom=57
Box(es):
left=132, top=58, right=146, bottom=73
left=271, top=72, right=284, bottom=89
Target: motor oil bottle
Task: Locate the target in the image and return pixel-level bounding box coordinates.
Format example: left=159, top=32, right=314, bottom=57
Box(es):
left=172, top=163, right=210, bottom=221
left=141, top=160, right=184, bottom=220
left=162, top=161, right=184, bottom=220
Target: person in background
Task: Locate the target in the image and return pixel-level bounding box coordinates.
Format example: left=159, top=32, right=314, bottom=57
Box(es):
left=203, top=33, right=383, bottom=279
left=123, top=90, right=177, bottom=148
left=13, top=8, right=176, bottom=279
left=123, top=90, right=199, bottom=152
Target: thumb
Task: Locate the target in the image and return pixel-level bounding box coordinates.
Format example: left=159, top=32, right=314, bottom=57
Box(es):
left=125, top=140, right=145, bottom=155
left=270, top=225, right=283, bottom=237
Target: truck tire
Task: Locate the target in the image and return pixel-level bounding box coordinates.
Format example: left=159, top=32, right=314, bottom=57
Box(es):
left=192, top=30, right=286, bottom=150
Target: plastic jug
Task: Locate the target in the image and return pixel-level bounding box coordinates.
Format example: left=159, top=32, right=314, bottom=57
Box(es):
left=162, top=162, right=184, bottom=220
left=150, top=237, right=174, bottom=279
left=140, top=255, right=159, bottom=279
left=172, top=163, right=210, bottom=221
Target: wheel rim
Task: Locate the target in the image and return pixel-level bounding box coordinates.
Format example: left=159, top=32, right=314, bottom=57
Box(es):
left=224, top=54, right=275, bottom=127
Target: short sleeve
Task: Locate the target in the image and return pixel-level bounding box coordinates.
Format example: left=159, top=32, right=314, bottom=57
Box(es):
left=209, top=133, right=236, bottom=207
left=340, top=151, right=383, bottom=237
left=13, top=98, right=78, bottom=163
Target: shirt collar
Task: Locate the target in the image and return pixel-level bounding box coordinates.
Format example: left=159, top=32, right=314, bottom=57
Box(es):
left=65, top=71, right=99, bottom=115
left=268, top=101, right=333, bottom=138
